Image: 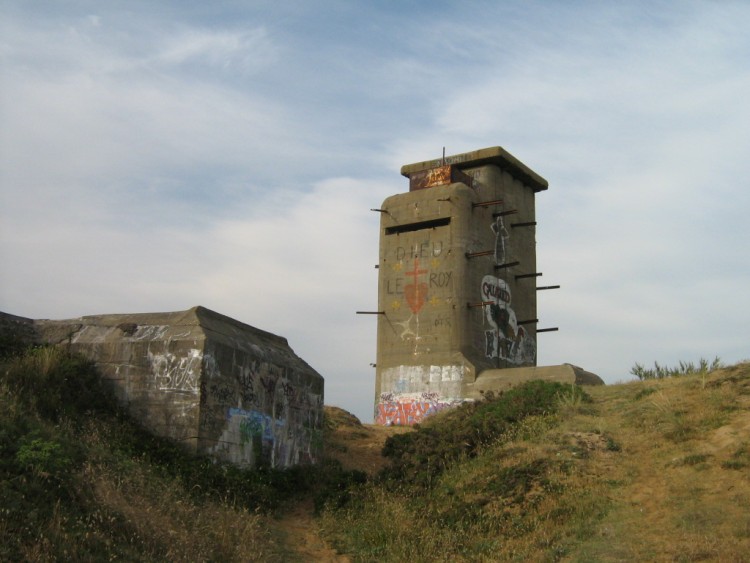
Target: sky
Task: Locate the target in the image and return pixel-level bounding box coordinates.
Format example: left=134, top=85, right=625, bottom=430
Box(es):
left=1, top=1, right=749, bottom=423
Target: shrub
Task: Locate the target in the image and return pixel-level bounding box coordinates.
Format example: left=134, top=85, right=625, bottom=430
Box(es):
left=380, top=380, right=591, bottom=487
left=1, top=346, right=116, bottom=421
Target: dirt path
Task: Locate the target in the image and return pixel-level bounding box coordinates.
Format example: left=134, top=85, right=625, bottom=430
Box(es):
left=270, top=408, right=411, bottom=561
left=275, top=498, right=350, bottom=562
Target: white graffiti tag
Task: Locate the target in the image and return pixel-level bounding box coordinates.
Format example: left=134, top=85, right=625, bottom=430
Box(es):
left=149, top=348, right=202, bottom=393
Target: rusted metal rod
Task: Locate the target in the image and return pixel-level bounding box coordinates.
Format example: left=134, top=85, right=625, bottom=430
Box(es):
left=492, top=209, right=518, bottom=218
left=467, top=301, right=495, bottom=309
left=465, top=249, right=494, bottom=259
left=536, top=285, right=560, bottom=290
left=516, top=272, right=542, bottom=280
left=537, top=327, right=559, bottom=333
left=472, top=199, right=504, bottom=208
left=370, top=208, right=388, bottom=213
left=517, top=319, right=539, bottom=325
left=356, top=311, right=385, bottom=315
left=494, top=260, right=520, bottom=270
left=511, top=221, right=537, bottom=228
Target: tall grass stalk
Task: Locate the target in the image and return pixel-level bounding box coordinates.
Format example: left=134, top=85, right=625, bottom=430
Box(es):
left=631, top=357, right=722, bottom=381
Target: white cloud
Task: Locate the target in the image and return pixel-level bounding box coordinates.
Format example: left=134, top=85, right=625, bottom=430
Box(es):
left=155, top=27, right=277, bottom=72
left=2, top=1, right=749, bottom=422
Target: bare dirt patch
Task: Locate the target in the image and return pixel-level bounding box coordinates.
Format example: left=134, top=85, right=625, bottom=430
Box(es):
left=274, top=407, right=409, bottom=560
left=324, top=406, right=411, bottom=475
left=274, top=498, right=350, bottom=562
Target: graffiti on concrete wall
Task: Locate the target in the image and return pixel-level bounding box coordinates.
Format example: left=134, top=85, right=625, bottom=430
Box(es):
left=204, top=351, right=323, bottom=467
left=215, top=402, right=320, bottom=467
left=375, top=391, right=465, bottom=426
left=481, top=275, right=535, bottom=364
left=376, top=364, right=467, bottom=425
left=386, top=241, right=453, bottom=343
left=148, top=348, right=202, bottom=394
left=400, top=257, right=429, bottom=334
left=232, top=408, right=279, bottom=445
left=380, top=364, right=464, bottom=392
left=491, top=215, right=510, bottom=265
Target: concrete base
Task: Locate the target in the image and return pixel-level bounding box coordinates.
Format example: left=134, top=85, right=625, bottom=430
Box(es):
left=464, top=364, right=604, bottom=400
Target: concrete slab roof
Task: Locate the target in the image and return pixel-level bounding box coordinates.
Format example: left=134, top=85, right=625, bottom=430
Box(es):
left=400, top=146, right=549, bottom=193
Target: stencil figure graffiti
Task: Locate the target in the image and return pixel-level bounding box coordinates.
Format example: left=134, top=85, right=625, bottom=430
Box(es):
left=491, top=216, right=509, bottom=265
left=481, top=275, right=535, bottom=364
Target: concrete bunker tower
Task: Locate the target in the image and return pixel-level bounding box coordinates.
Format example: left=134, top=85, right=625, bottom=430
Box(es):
left=373, top=146, right=572, bottom=425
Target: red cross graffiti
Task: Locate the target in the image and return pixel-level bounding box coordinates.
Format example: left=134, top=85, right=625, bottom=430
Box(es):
left=404, top=258, right=428, bottom=314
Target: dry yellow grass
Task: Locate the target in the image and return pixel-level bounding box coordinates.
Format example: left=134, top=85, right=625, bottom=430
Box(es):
left=323, top=405, right=411, bottom=476
left=320, top=363, right=750, bottom=562
left=569, top=363, right=750, bottom=561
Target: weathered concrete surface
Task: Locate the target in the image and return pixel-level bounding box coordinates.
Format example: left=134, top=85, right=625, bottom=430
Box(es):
left=1, top=307, right=324, bottom=468
left=374, top=147, right=601, bottom=425
left=464, top=364, right=603, bottom=400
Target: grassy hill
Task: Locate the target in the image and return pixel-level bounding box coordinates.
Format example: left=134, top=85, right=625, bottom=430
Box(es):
left=3, top=344, right=749, bottom=561
left=320, top=362, right=750, bottom=561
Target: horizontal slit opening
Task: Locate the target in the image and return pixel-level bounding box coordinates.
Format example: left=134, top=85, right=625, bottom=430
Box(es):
left=385, top=217, right=451, bottom=235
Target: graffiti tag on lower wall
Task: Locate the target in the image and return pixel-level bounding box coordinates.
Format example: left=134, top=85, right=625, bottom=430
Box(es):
left=211, top=404, right=321, bottom=468
left=375, top=392, right=466, bottom=426
left=481, top=275, right=536, bottom=364
left=229, top=407, right=283, bottom=446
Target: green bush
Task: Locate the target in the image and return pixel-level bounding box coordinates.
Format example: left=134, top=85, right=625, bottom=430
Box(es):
left=0, top=345, right=366, bottom=559
left=16, top=437, right=74, bottom=477
left=2, top=346, right=116, bottom=421
left=380, top=380, right=591, bottom=487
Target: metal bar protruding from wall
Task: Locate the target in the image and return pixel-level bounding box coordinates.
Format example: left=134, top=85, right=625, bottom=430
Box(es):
left=536, top=285, right=560, bottom=290
left=472, top=199, right=504, bottom=208
left=356, top=311, right=385, bottom=315
left=517, top=319, right=539, bottom=325
left=492, top=209, right=519, bottom=218
left=370, top=208, right=388, bottom=213
left=465, top=249, right=494, bottom=259
left=494, top=260, right=520, bottom=270
left=515, top=272, right=542, bottom=280
left=511, top=221, right=537, bottom=228
left=537, top=327, right=559, bottom=333
left=467, top=301, right=495, bottom=309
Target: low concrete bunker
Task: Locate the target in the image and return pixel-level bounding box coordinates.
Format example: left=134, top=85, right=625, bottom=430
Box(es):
left=2, top=306, right=324, bottom=468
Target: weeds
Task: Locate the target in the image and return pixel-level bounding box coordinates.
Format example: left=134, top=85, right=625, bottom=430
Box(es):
left=631, top=357, right=723, bottom=381
left=721, top=444, right=749, bottom=470
left=677, top=453, right=712, bottom=467
left=634, top=386, right=658, bottom=400
left=0, top=346, right=359, bottom=560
